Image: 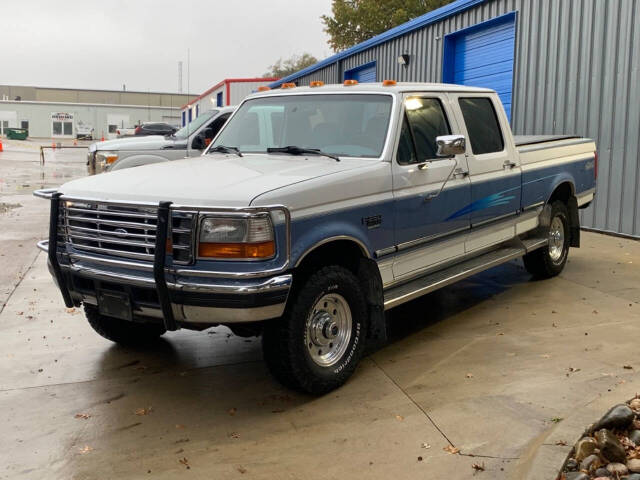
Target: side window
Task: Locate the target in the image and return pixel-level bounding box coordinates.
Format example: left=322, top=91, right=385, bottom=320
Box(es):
left=396, top=115, right=416, bottom=165
left=458, top=97, right=504, bottom=154
left=402, top=98, right=451, bottom=163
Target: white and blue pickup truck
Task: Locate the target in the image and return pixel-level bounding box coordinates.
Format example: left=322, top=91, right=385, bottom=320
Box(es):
left=35, top=82, right=597, bottom=394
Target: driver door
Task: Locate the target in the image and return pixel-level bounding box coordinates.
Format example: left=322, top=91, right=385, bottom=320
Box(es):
left=392, top=93, right=471, bottom=280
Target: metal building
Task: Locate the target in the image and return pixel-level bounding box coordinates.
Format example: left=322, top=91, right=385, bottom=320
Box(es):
left=270, top=0, right=640, bottom=238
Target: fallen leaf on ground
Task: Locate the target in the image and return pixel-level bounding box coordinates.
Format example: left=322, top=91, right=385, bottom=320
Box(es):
left=237, top=466, right=247, bottom=474
left=229, top=432, right=240, bottom=439
left=555, top=440, right=568, bottom=446
left=541, top=354, right=551, bottom=359
left=175, top=424, right=185, bottom=429
left=74, top=413, right=91, bottom=420
left=421, top=443, right=431, bottom=449
left=228, top=408, right=237, bottom=416
left=178, top=457, right=190, bottom=469
left=624, top=365, right=634, bottom=370
left=443, top=445, right=460, bottom=455
left=78, top=445, right=93, bottom=454
left=568, top=367, right=581, bottom=373
left=395, top=415, right=404, bottom=421
left=466, top=373, right=474, bottom=379
left=472, top=462, right=485, bottom=471
left=550, top=417, right=563, bottom=423
left=135, top=407, right=153, bottom=416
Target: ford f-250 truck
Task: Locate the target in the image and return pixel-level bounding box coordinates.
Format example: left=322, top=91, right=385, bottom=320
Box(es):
left=35, top=82, right=597, bottom=394
left=87, top=106, right=234, bottom=174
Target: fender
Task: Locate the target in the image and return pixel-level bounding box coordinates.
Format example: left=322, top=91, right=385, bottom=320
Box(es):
left=292, top=222, right=372, bottom=268
left=545, top=173, right=576, bottom=205
left=109, top=154, right=173, bottom=171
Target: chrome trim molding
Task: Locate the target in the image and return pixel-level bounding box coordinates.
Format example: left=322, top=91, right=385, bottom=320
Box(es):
left=375, top=246, right=397, bottom=258
left=470, top=211, right=518, bottom=228
left=396, top=225, right=470, bottom=252
left=576, top=188, right=596, bottom=207
left=182, top=303, right=286, bottom=324
left=522, top=201, right=544, bottom=211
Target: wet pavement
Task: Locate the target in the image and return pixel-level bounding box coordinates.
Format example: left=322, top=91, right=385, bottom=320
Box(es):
left=0, top=145, right=638, bottom=479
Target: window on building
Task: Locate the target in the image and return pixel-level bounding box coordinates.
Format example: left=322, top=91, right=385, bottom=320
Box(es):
left=21, top=120, right=29, bottom=131
left=64, top=122, right=73, bottom=135
left=1, top=120, right=8, bottom=135
left=458, top=97, right=504, bottom=155
left=52, top=121, right=62, bottom=136
left=216, top=92, right=223, bottom=107
left=398, top=97, right=451, bottom=164
left=108, top=124, right=117, bottom=134
left=182, top=111, right=186, bottom=127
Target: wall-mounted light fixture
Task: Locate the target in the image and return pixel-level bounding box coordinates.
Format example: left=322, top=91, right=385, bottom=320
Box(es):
left=397, top=54, right=410, bottom=66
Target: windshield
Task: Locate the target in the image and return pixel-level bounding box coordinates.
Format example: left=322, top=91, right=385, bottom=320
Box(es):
left=209, top=94, right=393, bottom=158
left=173, top=109, right=219, bottom=139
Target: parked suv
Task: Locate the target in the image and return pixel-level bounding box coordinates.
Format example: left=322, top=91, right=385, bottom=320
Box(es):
left=37, top=82, right=596, bottom=394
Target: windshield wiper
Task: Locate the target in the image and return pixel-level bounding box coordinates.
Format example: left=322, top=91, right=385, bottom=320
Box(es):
left=209, top=145, right=243, bottom=157
left=267, top=146, right=340, bottom=162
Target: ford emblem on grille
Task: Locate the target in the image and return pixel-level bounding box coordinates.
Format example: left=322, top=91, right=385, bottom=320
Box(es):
left=114, top=228, right=128, bottom=237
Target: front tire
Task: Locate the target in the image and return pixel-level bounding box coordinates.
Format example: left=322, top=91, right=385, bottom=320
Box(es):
left=523, top=200, right=571, bottom=278
left=84, top=305, right=166, bottom=345
left=262, top=265, right=368, bottom=395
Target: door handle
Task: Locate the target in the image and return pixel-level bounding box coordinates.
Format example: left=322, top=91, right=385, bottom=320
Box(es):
left=453, top=168, right=468, bottom=178
left=503, top=160, right=517, bottom=169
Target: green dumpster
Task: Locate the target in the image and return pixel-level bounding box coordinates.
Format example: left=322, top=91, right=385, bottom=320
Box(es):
left=6, top=128, right=28, bottom=140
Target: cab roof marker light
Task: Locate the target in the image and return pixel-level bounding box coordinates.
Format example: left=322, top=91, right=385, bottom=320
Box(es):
left=281, top=83, right=296, bottom=89
left=382, top=79, right=397, bottom=86
left=343, top=79, right=358, bottom=86
left=257, top=86, right=271, bottom=92
left=310, top=81, right=325, bottom=88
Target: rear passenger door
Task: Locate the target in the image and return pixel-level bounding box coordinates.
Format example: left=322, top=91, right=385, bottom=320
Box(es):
left=449, top=94, right=521, bottom=226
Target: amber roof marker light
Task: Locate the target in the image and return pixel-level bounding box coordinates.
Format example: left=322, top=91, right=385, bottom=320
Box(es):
left=343, top=79, right=358, bottom=86
left=281, top=83, right=296, bottom=89
left=257, top=86, right=271, bottom=92
left=382, top=79, right=397, bottom=86
left=310, top=81, right=325, bottom=88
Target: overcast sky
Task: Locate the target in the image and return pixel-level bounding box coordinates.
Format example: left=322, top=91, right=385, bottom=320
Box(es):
left=1, top=0, right=333, bottom=94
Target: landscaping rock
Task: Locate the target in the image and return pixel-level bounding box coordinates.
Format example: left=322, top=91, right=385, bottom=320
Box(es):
left=564, top=472, right=589, bottom=480
left=574, top=437, right=598, bottom=462
left=580, top=454, right=601, bottom=471
left=565, top=458, right=579, bottom=471
left=606, top=462, right=628, bottom=475
left=594, top=467, right=609, bottom=477
left=629, top=429, right=640, bottom=445
left=595, top=429, right=627, bottom=463
left=629, top=398, right=640, bottom=411
left=626, top=474, right=640, bottom=480
left=592, top=404, right=635, bottom=432
left=628, top=458, right=640, bottom=473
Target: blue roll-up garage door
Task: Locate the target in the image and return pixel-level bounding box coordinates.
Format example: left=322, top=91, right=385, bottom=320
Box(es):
left=443, top=12, right=516, bottom=121
left=344, top=61, right=377, bottom=83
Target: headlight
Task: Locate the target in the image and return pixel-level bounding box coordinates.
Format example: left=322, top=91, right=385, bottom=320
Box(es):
left=198, top=215, right=275, bottom=259
left=96, top=151, right=119, bottom=168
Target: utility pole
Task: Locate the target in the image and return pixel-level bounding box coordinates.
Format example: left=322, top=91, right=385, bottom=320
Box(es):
left=178, top=61, right=183, bottom=93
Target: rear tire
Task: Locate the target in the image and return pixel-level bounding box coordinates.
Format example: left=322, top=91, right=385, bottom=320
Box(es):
left=262, top=265, right=368, bottom=395
left=84, top=305, right=166, bottom=345
left=523, top=200, right=571, bottom=278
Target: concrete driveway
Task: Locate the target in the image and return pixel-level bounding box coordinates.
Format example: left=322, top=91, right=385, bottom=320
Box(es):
left=0, top=145, right=638, bottom=479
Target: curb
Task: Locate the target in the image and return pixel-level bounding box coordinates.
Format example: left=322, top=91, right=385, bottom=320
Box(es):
left=511, top=381, right=640, bottom=480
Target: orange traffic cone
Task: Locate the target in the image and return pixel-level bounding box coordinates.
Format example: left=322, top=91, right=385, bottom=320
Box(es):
left=101, top=132, right=105, bottom=142
left=52, top=139, right=55, bottom=150
left=0, top=138, right=3, bottom=152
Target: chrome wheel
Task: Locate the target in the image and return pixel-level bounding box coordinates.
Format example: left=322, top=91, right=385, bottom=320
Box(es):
left=306, top=293, right=352, bottom=367
left=548, top=215, right=565, bottom=263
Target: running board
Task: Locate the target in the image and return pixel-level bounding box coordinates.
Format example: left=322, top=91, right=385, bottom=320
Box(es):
left=383, top=237, right=547, bottom=310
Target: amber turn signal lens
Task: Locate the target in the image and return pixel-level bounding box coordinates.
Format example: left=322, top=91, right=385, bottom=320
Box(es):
left=382, top=79, right=397, bottom=86
left=343, top=79, right=358, bottom=86
left=310, top=81, right=325, bottom=87
left=281, top=82, right=296, bottom=89
left=198, top=241, right=275, bottom=259
left=257, top=86, right=271, bottom=92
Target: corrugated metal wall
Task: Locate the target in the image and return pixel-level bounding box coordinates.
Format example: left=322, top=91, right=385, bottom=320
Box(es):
left=292, top=0, right=640, bottom=237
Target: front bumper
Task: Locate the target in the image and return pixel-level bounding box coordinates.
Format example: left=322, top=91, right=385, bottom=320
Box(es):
left=39, top=239, right=291, bottom=324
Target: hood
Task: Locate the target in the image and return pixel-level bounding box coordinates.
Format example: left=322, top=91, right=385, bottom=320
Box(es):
left=59, top=154, right=376, bottom=207
left=89, top=135, right=184, bottom=152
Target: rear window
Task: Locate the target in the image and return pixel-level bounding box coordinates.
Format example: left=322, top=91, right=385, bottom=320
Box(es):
left=458, top=97, right=504, bottom=155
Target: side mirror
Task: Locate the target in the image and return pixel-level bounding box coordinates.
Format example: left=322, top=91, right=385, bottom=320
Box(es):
left=192, top=134, right=205, bottom=150
left=436, top=135, right=466, bottom=157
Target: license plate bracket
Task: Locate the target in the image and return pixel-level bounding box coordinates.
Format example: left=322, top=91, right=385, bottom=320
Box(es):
left=98, top=290, right=133, bottom=321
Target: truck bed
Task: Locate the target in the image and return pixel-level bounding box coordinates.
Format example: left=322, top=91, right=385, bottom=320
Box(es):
left=514, top=135, right=580, bottom=146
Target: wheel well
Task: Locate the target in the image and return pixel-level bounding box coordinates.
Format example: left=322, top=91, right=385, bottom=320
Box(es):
left=295, top=240, right=367, bottom=280
left=548, top=182, right=574, bottom=204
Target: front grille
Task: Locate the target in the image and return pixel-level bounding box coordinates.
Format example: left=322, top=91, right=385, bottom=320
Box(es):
left=60, top=201, right=194, bottom=264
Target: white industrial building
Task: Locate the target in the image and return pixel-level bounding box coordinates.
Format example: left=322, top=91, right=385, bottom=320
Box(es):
left=0, top=85, right=195, bottom=139
left=180, top=78, right=278, bottom=126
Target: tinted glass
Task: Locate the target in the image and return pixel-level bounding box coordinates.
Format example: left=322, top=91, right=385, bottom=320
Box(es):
left=173, top=110, right=218, bottom=139
left=211, top=94, right=392, bottom=158
left=396, top=115, right=416, bottom=165
left=458, top=98, right=504, bottom=154
left=404, top=98, right=450, bottom=161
